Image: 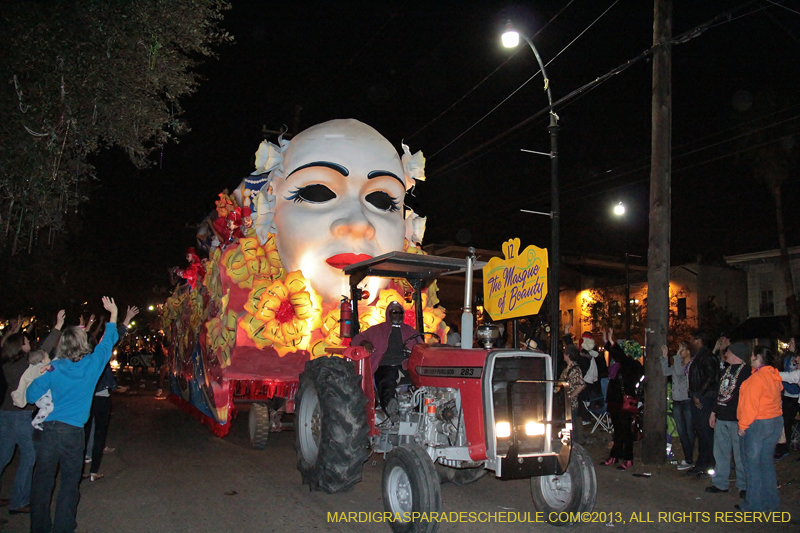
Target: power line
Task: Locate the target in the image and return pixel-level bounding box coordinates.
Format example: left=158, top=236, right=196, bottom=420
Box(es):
left=427, top=1, right=763, bottom=180
left=426, top=0, right=619, bottom=161
left=763, top=0, right=800, bottom=17
left=429, top=110, right=800, bottom=236
left=406, top=0, right=579, bottom=142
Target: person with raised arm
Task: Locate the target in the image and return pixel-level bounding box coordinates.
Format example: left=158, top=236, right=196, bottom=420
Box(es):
left=0, top=310, right=65, bottom=515
left=27, top=297, right=119, bottom=533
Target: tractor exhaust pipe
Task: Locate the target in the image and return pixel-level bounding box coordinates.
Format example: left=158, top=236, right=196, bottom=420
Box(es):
left=461, top=247, right=475, bottom=348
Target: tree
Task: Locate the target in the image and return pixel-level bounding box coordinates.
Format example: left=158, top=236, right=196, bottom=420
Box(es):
left=582, top=287, right=644, bottom=341
left=0, top=0, right=232, bottom=253
left=734, top=89, right=800, bottom=335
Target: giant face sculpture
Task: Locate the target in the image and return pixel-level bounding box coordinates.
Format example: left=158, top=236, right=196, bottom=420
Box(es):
left=266, top=120, right=411, bottom=303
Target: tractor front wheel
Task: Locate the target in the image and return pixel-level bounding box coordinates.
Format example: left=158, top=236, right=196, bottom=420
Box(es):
left=383, top=444, right=442, bottom=533
left=530, top=443, right=597, bottom=524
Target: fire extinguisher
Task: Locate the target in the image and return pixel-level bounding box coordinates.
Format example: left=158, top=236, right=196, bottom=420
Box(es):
left=339, top=297, right=353, bottom=338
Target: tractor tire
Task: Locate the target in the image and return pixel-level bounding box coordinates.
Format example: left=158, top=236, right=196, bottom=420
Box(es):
left=249, top=403, right=270, bottom=450
left=530, top=442, right=597, bottom=524
left=295, top=356, right=369, bottom=493
left=383, top=444, right=442, bottom=533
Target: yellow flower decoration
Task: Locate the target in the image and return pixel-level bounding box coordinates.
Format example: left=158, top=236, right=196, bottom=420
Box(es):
left=223, top=246, right=252, bottom=288
left=203, top=248, right=223, bottom=300
left=262, top=233, right=285, bottom=279
left=242, top=271, right=322, bottom=356
left=206, top=290, right=237, bottom=368
left=238, top=313, right=273, bottom=350
left=223, top=237, right=285, bottom=290
left=375, top=288, right=410, bottom=315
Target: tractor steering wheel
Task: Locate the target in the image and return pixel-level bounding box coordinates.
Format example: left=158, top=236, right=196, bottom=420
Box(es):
left=403, top=332, right=441, bottom=347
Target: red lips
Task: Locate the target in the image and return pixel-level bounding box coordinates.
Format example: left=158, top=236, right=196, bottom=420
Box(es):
left=326, top=253, right=372, bottom=269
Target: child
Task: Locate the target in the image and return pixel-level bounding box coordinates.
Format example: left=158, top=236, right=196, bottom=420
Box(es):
left=11, top=349, right=54, bottom=429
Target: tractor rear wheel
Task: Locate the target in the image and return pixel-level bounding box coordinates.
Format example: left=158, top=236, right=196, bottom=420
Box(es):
left=295, top=356, right=369, bottom=493
left=248, top=403, right=270, bottom=450
left=530, top=442, right=597, bottom=524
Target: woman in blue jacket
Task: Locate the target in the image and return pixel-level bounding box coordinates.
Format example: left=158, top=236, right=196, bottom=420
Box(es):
left=27, top=297, right=118, bottom=533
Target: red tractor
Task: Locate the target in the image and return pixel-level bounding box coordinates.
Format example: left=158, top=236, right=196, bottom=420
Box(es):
left=294, top=251, right=597, bottom=532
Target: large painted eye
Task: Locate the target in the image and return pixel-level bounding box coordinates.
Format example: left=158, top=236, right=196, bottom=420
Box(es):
left=287, top=184, right=337, bottom=204
left=365, top=191, right=399, bottom=212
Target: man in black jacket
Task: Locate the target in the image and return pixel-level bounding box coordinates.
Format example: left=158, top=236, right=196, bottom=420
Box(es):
left=687, top=330, right=720, bottom=476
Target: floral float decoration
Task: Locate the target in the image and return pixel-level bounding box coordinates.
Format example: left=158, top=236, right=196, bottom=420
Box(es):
left=161, top=119, right=448, bottom=434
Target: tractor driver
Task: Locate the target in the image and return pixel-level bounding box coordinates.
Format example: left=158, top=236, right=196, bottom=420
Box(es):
left=351, top=301, right=421, bottom=423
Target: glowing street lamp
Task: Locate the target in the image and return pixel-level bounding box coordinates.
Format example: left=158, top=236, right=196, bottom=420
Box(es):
left=503, top=21, right=560, bottom=375
left=501, top=27, right=520, bottom=48
left=614, top=201, right=625, bottom=216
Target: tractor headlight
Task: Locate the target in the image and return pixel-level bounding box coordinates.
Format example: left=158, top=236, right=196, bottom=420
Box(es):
left=525, top=422, right=546, bottom=436
left=496, top=421, right=511, bottom=438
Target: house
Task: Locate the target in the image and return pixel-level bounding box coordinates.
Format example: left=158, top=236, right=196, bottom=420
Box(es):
left=420, top=243, right=748, bottom=346
left=724, top=246, right=800, bottom=341
left=559, top=256, right=747, bottom=343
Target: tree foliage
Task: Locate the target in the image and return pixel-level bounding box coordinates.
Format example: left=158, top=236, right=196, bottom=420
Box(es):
left=0, top=0, right=232, bottom=253
left=735, top=89, right=800, bottom=336
left=582, top=285, right=693, bottom=350
left=582, top=287, right=643, bottom=339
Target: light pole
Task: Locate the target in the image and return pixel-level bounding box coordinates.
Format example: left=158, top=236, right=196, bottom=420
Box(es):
left=502, top=23, right=560, bottom=374
left=613, top=202, right=631, bottom=338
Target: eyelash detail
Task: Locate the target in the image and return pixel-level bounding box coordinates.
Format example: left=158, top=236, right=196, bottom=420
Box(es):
left=285, top=184, right=337, bottom=204
left=365, top=191, right=400, bottom=212
left=285, top=188, right=304, bottom=203
left=386, top=196, right=400, bottom=212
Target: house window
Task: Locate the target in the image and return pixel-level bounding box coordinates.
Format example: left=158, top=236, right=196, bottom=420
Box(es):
left=760, top=290, right=775, bottom=316
left=677, top=298, right=687, bottom=319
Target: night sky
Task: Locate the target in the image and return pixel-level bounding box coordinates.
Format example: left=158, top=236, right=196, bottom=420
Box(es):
left=63, top=0, right=800, bottom=311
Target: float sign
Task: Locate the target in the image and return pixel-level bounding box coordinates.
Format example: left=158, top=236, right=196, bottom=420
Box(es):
left=483, top=238, right=548, bottom=320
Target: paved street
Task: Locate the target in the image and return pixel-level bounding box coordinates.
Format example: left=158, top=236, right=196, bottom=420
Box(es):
left=2, top=378, right=799, bottom=532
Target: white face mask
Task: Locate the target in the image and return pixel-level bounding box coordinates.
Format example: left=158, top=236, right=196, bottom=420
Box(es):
left=270, top=120, right=407, bottom=302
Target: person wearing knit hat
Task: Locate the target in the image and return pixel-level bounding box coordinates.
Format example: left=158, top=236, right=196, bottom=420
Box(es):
left=706, top=342, right=751, bottom=497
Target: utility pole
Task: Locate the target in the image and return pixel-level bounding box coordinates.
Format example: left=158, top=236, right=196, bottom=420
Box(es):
left=643, top=0, right=671, bottom=465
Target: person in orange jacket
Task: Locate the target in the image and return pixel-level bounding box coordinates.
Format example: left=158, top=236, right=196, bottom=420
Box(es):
left=736, top=345, right=783, bottom=512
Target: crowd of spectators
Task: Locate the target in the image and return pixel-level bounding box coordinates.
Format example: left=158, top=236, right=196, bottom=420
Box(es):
left=0, top=299, right=139, bottom=531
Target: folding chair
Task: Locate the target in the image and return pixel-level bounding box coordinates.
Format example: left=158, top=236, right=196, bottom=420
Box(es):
left=583, top=398, right=613, bottom=434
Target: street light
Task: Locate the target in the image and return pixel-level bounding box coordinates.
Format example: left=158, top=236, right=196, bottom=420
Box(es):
left=614, top=201, right=631, bottom=338
left=502, top=22, right=560, bottom=375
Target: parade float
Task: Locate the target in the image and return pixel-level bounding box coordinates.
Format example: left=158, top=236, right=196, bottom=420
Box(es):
left=161, top=119, right=447, bottom=442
